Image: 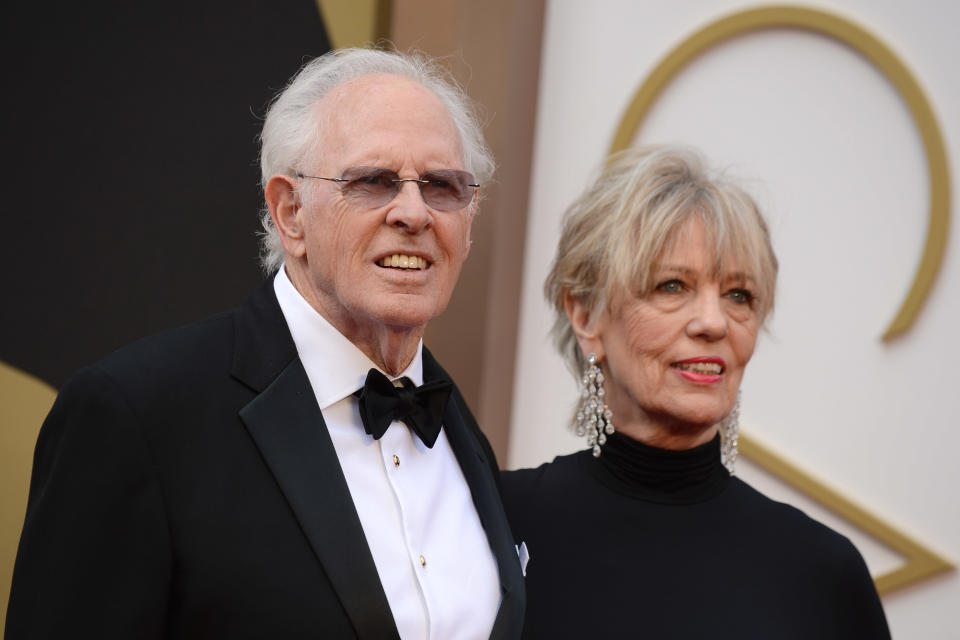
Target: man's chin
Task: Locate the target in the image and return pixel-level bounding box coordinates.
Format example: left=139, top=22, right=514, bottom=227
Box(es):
left=365, top=298, right=447, bottom=333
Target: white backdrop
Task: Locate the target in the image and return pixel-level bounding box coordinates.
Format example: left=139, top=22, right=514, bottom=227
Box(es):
left=508, top=1, right=960, bottom=636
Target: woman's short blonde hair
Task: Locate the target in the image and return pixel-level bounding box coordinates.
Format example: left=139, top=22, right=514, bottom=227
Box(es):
left=545, top=145, right=779, bottom=374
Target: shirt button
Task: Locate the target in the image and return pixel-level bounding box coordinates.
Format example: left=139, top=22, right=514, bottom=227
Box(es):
left=393, top=454, right=400, bottom=468
left=419, top=555, right=426, bottom=568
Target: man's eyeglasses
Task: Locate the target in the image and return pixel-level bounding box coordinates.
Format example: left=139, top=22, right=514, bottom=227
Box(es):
left=295, top=166, right=479, bottom=212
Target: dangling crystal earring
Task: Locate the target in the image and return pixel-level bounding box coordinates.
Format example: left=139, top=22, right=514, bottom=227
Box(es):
left=575, top=353, right=615, bottom=457
left=719, top=392, right=740, bottom=475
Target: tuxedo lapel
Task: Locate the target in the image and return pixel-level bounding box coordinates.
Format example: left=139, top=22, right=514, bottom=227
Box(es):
left=423, top=350, right=526, bottom=640
left=233, top=280, right=400, bottom=640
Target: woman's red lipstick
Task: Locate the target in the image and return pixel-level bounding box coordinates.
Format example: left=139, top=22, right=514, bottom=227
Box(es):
left=670, top=357, right=726, bottom=384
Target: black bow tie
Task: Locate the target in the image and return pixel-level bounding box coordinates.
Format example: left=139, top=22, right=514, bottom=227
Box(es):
left=355, top=369, right=453, bottom=448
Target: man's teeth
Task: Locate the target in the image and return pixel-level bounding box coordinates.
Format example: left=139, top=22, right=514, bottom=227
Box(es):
left=379, top=254, right=427, bottom=269
left=674, top=362, right=723, bottom=375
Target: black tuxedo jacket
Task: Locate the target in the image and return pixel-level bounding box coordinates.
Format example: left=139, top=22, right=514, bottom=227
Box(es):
left=6, top=280, right=525, bottom=639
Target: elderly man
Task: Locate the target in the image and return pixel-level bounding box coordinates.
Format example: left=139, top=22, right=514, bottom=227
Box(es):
left=7, top=49, right=524, bottom=639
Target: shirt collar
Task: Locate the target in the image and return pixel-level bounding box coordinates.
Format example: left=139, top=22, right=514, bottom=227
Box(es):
left=273, top=266, right=423, bottom=409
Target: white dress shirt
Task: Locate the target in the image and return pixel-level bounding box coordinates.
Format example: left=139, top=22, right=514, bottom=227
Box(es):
left=273, top=268, right=501, bottom=640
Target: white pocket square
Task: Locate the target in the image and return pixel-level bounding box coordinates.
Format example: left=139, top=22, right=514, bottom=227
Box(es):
left=515, top=541, right=530, bottom=576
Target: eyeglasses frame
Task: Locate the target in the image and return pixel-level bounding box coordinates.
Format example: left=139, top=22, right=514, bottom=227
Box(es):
left=294, top=168, right=479, bottom=212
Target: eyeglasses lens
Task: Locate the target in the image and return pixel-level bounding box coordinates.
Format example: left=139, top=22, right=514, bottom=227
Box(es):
left=340, top=167, right=475, bottom=211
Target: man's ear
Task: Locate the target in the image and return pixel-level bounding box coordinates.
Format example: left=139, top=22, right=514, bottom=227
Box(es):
left=564, top=292, right=605, bottom=361
left=265, top=174, right=306, bottom=259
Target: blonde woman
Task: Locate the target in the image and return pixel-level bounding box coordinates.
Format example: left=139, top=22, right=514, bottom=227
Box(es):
left=503, top=146, right=889, bottom=639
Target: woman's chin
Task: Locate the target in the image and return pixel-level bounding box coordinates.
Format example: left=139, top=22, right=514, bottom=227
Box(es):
left=653, top=402, right=730, bottom=433
left=619, top=408, right=724, bottom=449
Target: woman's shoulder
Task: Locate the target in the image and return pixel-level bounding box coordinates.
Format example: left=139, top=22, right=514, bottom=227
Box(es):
left=726, top=476, right=870, bottom=566
left=500, top=450, right=592, bottom=528
left=728, top=477, right=888, bottom=633
left=502, top=450, right=589, bottom=494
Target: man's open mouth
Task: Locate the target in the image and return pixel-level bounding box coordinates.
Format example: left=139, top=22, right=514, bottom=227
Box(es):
left=378, top=254, right=428, bottom=270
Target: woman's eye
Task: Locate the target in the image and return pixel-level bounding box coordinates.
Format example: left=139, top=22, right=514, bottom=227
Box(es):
left=728, top=288, right=754, bottom=304
left=656, top=279, right=684, bottom=294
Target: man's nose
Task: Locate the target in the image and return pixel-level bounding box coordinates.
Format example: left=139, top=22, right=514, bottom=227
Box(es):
left=385, top=180, right=432, bottom=233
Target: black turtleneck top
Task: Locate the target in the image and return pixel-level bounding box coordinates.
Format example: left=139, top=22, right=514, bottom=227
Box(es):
left=501, top=433, right=890, bottom=639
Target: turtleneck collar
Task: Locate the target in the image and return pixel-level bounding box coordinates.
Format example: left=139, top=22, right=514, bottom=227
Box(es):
left=586, top=431, right=731, bottom=504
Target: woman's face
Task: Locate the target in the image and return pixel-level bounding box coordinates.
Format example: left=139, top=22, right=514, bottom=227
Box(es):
left=574, top=218, right=761, bottom=446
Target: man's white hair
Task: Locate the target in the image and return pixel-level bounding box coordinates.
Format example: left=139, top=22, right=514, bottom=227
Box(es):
left=257, top=48, right=494, bottom=273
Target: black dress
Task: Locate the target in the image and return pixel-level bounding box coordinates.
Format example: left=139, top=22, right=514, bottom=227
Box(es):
left=502, top=432, right=890, bottom=639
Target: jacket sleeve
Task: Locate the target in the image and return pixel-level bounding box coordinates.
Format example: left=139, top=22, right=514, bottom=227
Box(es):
left=5, top=366, right=171, bottom=639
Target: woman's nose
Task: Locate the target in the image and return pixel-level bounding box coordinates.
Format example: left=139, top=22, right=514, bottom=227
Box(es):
left=686, top=290, right=728, bottom=341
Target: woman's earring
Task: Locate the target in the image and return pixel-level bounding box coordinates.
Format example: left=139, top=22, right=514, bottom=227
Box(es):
left=720, top=392, right=740, bottom=475
left=576, top=353, right=615, bottom=457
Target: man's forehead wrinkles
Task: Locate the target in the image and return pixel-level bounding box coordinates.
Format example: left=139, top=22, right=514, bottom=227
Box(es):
left=310, top=79, right=463, bottom=177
